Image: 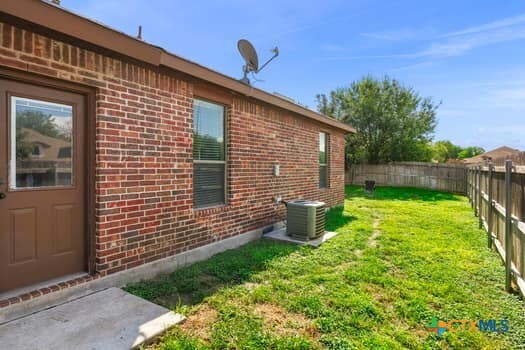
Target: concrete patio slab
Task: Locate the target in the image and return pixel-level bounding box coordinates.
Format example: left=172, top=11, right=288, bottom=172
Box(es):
left=263, top=228, right=339, bottom=247
left=0, top=287, right=184, bottom=350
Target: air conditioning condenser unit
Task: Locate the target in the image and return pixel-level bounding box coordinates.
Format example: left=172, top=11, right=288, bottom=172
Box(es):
left=286, top=200, right=325, bottom=241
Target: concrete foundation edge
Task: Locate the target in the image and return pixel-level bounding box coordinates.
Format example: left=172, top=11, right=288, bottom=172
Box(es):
left=1, top=221, right=284, bottom=324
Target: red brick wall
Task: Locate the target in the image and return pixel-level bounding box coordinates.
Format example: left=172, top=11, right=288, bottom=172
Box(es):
left=0, top=21, right=346, bottom=276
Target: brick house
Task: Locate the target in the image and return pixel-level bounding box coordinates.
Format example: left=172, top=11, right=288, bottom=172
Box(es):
left=0, top=0, right=354, bottom=313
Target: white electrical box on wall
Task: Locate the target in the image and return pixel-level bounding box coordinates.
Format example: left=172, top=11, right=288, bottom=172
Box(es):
left=274, top=163, right=280, bottom=176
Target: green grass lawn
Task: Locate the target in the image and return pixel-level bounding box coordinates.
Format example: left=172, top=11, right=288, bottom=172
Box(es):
left=126, top=186, right=525, bottom=349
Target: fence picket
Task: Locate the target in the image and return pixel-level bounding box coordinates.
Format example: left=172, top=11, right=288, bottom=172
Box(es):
left=505, top=160, right=513, bottom=292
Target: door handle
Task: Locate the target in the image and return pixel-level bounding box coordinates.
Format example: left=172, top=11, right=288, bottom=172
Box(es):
left=0, top=193, right=5, bottom=200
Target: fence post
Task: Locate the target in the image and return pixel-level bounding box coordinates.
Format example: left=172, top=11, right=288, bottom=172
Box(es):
left=487, top=163, right=493, bottom=248
left=472, top=167, right=478, bottom=211
left=471, top=168, right=474, bottom=203
left=472, top=166, right=479, bottom=216
left=469, top=168, right=473, bottom=205
left=478, top=165, right=483, bottom=229
left=477, top=166, right=481, bottom=216
left=505, top=159, right=513, bottom=292
left=467, top=168, right=470, bottom=201
left=470, top=168, right=473, bottom=201
left=470, top=168, right=473, bottom=206
left=469, top=168, right=473, bottom=207
left=467, top=167, right=470, bottom=197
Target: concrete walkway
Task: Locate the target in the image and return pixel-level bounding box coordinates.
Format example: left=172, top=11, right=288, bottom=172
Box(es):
left=0, top=287, right=184, bottom=349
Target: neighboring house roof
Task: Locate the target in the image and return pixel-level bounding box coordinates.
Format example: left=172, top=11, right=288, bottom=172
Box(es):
left=0, top=0, right=356, bottom=134
left=462, top=146, right=521, bottom=164
left=20, top=127, right=71, bottom=162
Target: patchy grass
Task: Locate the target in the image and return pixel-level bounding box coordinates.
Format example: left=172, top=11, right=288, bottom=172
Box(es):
left=178, top=304, right=218, bottom=342
left=127, top=186, right=525, bottom=349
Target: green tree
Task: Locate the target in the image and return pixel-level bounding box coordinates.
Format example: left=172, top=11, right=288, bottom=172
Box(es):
left=432, top=140, right=462, bottom=163
left=458, top=146, right=485, bottom=159
left=317, top=76, right=438, bottom=165
left=15, top=110, right=63, bottom=160
left=16, top=128, right=31, bottom=159
left=16, top=110, right=61, bottom=138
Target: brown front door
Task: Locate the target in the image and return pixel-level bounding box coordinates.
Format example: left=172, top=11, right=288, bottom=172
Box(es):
left=0, top=79, right=86, bottom=293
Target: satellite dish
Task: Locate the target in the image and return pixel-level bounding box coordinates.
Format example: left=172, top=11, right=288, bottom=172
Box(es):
left=237, top=39, right=279, bottom=85
left=238, top=39, right=259, bottom=72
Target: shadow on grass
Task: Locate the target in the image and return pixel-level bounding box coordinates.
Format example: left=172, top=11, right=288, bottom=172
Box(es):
left=126, top=206, right=356, bottom=308
left=124, top=240, right=300, bottom=308
left=125, top=194, right=363, bottom=309
left=346, top=184, right=462, bottom=202
left=325, top=206, right=357, bottom=232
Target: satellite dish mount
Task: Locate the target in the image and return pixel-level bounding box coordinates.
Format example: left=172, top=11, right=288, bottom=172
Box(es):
left=237, top=39, right=279, bottom=85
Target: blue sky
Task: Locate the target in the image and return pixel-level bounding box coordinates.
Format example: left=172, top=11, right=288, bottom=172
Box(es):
left=64, top=0, right=525, bottom=151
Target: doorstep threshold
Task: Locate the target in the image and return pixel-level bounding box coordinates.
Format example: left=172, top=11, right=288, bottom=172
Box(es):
left=0, top=272, right=88, bottom=302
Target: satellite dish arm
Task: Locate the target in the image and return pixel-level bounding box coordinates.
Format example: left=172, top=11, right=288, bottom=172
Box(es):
left=256, top=47, right=279, bottom=73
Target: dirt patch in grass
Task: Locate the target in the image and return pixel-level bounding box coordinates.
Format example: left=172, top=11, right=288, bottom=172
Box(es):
left=368, top=218, right=381, bottom=248
left=363, top=283, right=394, bottom=313
left=368, top=230, right=380, bottom=248
left=389, top=265, right=407, bottom=279
left=243, top=282, right=261, bottom=290
left=254, top=303, right=319, bottom=340
left=355, top=217, right=381, bottom=257
left=179, top=304, right=218, bottom=341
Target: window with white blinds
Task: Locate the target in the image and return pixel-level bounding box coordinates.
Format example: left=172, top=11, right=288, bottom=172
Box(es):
left=319, top=132, right=328, bottom=188
left=193, top=99, right=226, bottom=208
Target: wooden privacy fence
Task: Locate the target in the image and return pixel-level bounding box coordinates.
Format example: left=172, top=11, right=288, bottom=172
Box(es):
left=467, top=161, right=525, bottom=296
left=346, top=162, right=467, bottom=194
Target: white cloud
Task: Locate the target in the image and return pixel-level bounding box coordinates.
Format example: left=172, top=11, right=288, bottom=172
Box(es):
left=416, top=27, right=525, bottom=58
left=418, top=13, right=525, bottom=57
left=360, top=29, right=422, bottom=41
left=323, top=53, right=411, bottom=60
left=326, top=13, right=525, bottom=60
left=440, top=14, right=525, bottom=38
left=388, top=61, right=434, bottom=72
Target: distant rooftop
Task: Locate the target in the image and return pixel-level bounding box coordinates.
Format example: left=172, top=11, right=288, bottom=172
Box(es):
left=462, top=146, right=521, bottom=164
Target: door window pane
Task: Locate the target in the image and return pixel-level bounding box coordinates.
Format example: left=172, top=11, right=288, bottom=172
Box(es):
left=11, top=97, right=73, bottom=188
